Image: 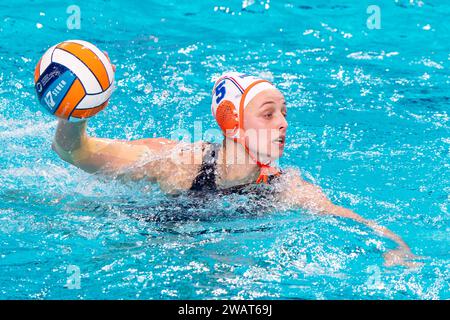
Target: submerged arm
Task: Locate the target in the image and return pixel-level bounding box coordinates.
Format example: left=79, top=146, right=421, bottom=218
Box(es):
left=280, top=172, right=420, bottom=267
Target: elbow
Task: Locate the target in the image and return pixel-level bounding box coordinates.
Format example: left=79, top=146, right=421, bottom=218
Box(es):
left=52, top=139, right=107, bottom=175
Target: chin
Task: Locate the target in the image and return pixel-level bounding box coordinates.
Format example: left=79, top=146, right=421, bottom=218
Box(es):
left=246, top=141, right=283, bottom=164
left=269, top=143, right=284, bottom=159
left=260, top=151, right=283, bottom=164
left=269, top=151, right=283, bottom=160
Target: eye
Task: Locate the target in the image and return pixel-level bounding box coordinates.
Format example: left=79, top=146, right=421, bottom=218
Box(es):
left=264, top=113, right=273, bottom=119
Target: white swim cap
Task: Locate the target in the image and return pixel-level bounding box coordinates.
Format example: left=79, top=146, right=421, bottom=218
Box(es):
left=211, top=71, right=276, bottom=139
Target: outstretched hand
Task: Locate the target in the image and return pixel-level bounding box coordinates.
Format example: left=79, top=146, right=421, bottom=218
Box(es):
left=278, top=174, right=426, bottom=270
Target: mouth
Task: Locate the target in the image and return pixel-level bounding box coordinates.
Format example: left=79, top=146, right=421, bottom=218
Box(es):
left=273, top=136, right=286, bottom=145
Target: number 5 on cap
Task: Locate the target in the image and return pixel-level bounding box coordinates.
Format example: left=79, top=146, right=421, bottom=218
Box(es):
left=215, top=80, right=226, bottom=104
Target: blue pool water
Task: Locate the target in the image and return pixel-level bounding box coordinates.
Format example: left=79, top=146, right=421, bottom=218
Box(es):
left=0, top=0, right=449, bottom=299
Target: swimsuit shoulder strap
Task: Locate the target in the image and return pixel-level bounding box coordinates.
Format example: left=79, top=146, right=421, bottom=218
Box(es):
left=190, top=142, right=221, bottom=191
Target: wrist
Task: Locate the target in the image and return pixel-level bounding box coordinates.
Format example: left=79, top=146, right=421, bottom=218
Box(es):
left=55, top=119, right=88, bottom=151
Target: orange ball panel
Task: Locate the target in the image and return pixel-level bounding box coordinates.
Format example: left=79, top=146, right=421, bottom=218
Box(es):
left=34, top=57, right=42, bottom=83
left=57, top=41, right=110, bottom=90
left=54, top=79, right=86, bottom=120
left=70, top=100, right=109, bottom=120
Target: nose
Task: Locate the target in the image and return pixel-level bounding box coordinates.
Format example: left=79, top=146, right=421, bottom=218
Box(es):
left=277, top=112, right=288, bottom=133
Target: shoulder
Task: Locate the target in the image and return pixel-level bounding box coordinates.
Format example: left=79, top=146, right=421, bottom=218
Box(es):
left=276, top=168, right=328, bottom=208
left=277, top=167, right=307, bottom=188
left=142, top=140, right=206, bottom=194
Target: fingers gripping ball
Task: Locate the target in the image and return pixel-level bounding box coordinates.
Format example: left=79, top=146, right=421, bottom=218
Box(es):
left=34, top=40, right=115, bottom=122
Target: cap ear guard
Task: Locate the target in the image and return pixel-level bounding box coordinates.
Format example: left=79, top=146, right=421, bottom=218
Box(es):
left=215, top=100, right=239, bottom=137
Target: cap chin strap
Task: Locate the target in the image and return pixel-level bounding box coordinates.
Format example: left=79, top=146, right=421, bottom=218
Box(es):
left=232, top=135, right=281, bottom=184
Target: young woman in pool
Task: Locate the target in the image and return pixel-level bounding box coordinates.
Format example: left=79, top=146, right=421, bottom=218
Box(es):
left=51, top=71, right=420, bottom=267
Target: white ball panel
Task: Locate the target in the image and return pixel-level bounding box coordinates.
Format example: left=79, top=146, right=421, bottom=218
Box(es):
left=76, top=85, right=114, bottom=110
left=66, top=39, right=114, bottom=85
left=52, top=48, right=102, bottom=94
left=39, top=45, right=56, bottom=75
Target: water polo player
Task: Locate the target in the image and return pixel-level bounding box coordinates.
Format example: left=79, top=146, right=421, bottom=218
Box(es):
left=50, top=70, right=420, bottom=267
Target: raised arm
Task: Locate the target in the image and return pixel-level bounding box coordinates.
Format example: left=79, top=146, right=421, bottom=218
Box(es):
left=279, top=171, right=421, bottom=267
left=53, top=119, right=166, bottom=173
left=52, top=119, right=202, bottom=193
